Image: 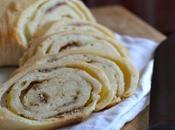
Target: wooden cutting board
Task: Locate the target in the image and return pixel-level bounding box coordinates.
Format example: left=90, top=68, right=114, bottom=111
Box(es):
left=91, top=5, right=166, bottom=130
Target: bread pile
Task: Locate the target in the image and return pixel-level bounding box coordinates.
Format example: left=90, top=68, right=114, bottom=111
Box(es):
left=0, top=0, right=139, bottom=130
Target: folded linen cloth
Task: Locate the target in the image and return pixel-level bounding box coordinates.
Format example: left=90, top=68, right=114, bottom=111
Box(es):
left=0, top=34, right=158, bottom=130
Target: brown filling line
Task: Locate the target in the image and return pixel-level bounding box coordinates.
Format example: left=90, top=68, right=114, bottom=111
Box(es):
left=20, top=81, right=48, bottom=107
left=86, top=60, right=96, bottom=64
left=47, top=57, right=59, bottom=63
left=38, top=67, right=58, bottom=73
left=1, top=86, right=13, bottom=107
left=59, top=42, right=81, bottom=52
left=69, top=23, right=91, bottom=27
left=46, top=2, right=66, bottom=13
left=38, top=93, right=49, bottom=104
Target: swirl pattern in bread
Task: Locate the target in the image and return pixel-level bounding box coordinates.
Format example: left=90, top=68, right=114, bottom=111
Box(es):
left=20, top=31, right=128, bottom=66
left=0, top=0, right=95, bottom=66
left=19, top=49, right=139, bottom=107
left=0, top=61, right=103, bottom=130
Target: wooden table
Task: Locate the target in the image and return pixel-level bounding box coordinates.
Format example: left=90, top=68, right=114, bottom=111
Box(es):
left=91, top=6, right=166, bottom=130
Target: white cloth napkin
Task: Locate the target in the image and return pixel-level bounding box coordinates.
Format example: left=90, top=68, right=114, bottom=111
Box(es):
left=0, top=34, right=158, bottom=130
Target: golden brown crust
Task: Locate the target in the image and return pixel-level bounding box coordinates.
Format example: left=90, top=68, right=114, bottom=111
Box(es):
left=0, top=0, right=35, bottom=66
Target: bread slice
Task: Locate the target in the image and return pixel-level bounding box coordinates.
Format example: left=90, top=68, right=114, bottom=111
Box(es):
left=20, top=31, right=128, bottom=66
left=34, top=19, right=115, bottom=40
left=0, top=61, right=102, bottom=130
left=0, top=0, right=95, bottom=66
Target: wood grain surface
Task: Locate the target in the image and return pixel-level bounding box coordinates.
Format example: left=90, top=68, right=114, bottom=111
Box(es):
left=91, top=6, right=166, bottom=130
left=91, top=6, right=166, bottom=43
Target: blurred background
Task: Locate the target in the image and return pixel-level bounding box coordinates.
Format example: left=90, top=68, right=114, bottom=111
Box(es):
left=83, top=0, right=174, bottom=35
